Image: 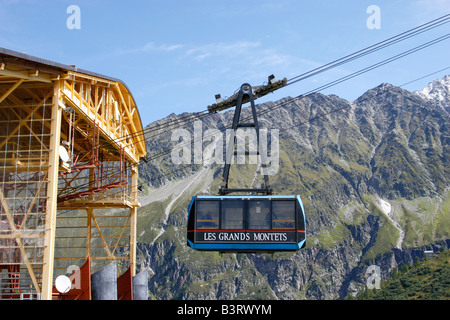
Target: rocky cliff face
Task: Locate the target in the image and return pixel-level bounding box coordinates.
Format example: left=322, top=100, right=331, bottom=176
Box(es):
left=135, top=77, right=450, bottom=300
left=415, top=74, right=450, bottom=116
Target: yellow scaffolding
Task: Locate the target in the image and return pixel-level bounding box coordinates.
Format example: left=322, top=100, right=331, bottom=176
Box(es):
left=0, top=48, right=147, bottom=300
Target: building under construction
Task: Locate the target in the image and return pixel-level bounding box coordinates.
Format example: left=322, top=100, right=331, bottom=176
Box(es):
left=0, top=48, right=148, bottom=300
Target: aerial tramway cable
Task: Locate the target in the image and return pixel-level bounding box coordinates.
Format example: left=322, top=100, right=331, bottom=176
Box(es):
left=75, top=25, right=449, bottom=174
left=286, top=13, right=450, bottom=86
left=56, top=62, right=450, bottom=218
left=140, top=31, right=450, bottom=164
left=55, top=15, right=450, bottom=216
left=73, top=13, right=450, bottom=162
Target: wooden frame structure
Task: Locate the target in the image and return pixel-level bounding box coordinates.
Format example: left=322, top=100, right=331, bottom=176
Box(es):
left=0, top=48, right=147, bottom=300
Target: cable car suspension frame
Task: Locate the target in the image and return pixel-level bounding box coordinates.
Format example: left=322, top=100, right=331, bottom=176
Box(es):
left=209, top=75, right=287, bottom=196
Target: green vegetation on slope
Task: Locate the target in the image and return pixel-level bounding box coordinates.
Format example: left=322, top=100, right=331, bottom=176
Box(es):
left=353, top=249, right=450, bottom=300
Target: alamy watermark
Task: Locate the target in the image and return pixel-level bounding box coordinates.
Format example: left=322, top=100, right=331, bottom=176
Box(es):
left=366, top=265, right=381, bottom=289
left=366, top=5, right=381, bottom=30
left=54, top=265, right=81, bottom=293
left=170, top=121, right=280, bottom=175
left=66, top=5, right=81, bottom=30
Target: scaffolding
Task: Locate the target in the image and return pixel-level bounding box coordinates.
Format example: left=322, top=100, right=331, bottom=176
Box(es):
left=0, top=48, right=147, bottom=300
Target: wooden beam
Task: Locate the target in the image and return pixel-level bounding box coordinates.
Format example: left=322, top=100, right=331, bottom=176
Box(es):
left=0, top=90, right=53, bottom=150
left=0, top=79, right=24, bottom=104
left=0, top=68, right=52, bottom=83
left=111, top=214, right=131, bottom=256
left=0, top=188, right=42, bottom=293
left=18, top=173, right=48, bottom=231
left=91, top=213, right=115, bottom=260
left=114, top=84, right=145, bottom=161
left=41, top=80, right=63, bottom=300
left=61, top=84, right=140, bottom=164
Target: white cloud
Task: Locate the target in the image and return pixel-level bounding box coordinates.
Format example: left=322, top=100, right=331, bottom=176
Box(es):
left=186, top=41, right=261, bottom=61
left=116, top=42, right=183, bottom=55
left=413, top=0, right=450, bottom=21
left=142, top=42, right=184, bottom=52
left=181, top=41, right=298, bottom=73
left=250, top=50, right=292, bottom=67
left=416, top=0, right=450, bottom=11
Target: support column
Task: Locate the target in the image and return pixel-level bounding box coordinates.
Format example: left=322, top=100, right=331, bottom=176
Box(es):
left=41, top=80, right=63, bottom=300
left=86, top=208, right=93, bottom=259
left=86, top=168, right=94, bottom=259
left=129, top=165, right=138, bottom=276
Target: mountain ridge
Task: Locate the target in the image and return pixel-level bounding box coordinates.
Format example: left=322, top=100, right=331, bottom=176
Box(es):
left=414, top=74, right=450, bottom=116
left=135, top=76, right=450, bottom=300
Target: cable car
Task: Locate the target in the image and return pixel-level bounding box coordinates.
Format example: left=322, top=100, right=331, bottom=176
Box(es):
left=186, top=78, right=306, bottom=253
left=187, top=195, right=306, bottom=252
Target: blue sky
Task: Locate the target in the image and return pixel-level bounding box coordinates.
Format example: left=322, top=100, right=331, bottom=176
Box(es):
left=0, top=0, right=449, bottom=126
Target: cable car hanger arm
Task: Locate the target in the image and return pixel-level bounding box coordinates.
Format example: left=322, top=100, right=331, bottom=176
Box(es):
left=207, top=75, right=287, bottom=113
left=215, top=78, right=281, bottom=196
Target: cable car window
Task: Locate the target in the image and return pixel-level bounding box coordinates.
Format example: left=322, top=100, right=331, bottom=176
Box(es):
left=221, top=200, right=244, bottom=230
left=196, top=200, right=219, bottom=229
left=272, top=201, right=295, bottom=230
left=248, top=201, right=271, bottom=230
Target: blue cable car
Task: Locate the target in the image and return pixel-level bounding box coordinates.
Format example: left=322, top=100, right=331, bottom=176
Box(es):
left=186, top=80, right=306, bottom=253
left=187, top=195, right=306, bottom=252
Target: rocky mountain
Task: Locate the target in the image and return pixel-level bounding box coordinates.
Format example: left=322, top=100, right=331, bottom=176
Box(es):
left=415, top=74, right=450, bottom=116
left=134, top=76, right=450, bottom=300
